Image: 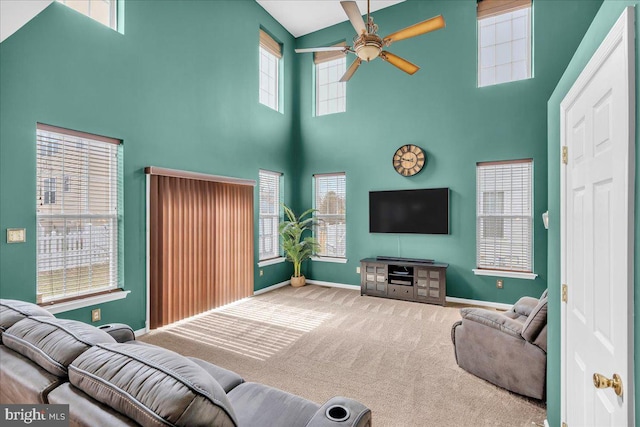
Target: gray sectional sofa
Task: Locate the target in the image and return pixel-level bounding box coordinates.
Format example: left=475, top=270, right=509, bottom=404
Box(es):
left=0, top=299, right=371, bottom=427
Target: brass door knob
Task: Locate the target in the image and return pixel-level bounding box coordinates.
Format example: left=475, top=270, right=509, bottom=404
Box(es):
left=593, top=373, right=623, bottom=397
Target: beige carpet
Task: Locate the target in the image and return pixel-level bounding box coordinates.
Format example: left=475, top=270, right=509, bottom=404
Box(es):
left=140, top=285, right=546, bottom=427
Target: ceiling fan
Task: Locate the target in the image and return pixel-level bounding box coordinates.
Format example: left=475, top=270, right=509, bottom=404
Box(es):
left=294, top=0, right=445, bottom=82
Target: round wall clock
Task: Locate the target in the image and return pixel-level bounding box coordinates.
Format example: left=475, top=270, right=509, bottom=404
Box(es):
left=393, top=144, right=426, bottom=176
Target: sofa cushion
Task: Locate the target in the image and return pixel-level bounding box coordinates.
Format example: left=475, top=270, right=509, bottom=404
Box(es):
left=68, top=343, right=237, bottom=427
left=187, top=357, right=244, bottom=393
left=0, top=299, right=54, bottom=340
left=0, top=345, right=64, bottom=404
left=227, top=382, right=321, bottom=427
left=2, top=316, right=116, bottom=377
left=521, top=295, right=548, bottom=347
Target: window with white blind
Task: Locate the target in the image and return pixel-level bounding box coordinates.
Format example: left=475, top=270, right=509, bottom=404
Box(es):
left=313, top=173, right=346, bottom=259
left=476, top=159, right=533, bottom=275
left=477, top=0, right=531, bottom=87
left=315, top=43, right=347, bottom=116
left=56, top=0, right=117, bottom=30
left=259, top=170, right=282, bottom=261
left=259, top=29, right=281, bottom=111
left=36, top=123, right=122, bottom=303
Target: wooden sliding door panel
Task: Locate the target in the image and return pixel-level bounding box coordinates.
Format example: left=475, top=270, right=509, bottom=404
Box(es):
left=148, top=171, right=254, bottom=329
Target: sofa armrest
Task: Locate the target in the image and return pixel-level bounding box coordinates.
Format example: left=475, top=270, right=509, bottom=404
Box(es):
left=305, top=397, right=371, bottom=427
left=97, top=323, right=135, bottom=343
left=511, top=297, right=539, bottom=317
left=460, top=308, right=523, bottom=340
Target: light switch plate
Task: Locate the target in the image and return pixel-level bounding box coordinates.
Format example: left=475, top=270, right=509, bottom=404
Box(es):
left=91, top=308, right=101, bottom=322
left=7, top=228, right=26, bottom=243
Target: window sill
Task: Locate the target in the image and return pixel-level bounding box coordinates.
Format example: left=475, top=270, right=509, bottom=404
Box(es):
left=258, top=257, right=286, bottom=267
left=472, top=269, right=538, bottom=280
left=311, top=256, right=348, bottom=264
left=41, top=290, right=131, bottom=314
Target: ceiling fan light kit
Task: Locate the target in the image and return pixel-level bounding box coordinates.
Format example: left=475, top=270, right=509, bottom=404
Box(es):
left=295, top=0, right=445, bottom=82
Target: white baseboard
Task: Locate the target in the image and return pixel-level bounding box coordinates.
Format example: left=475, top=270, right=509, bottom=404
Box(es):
left=446, top=296, right=511, bottom=310
left=305, top=279, right=360, bottom=290
left=134, top=327, right=148, bottom=337
left=253, top=280, right=291, bottom=295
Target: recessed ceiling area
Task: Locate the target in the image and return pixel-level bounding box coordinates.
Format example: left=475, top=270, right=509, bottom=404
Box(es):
left=256, top=0, right=405, bottom=38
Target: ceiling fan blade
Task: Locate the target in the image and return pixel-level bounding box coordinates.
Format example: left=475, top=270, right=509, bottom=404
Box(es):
left=295, top=46, right=348, bottom=54
left=341, top=1, right=366, bottom=35
left=339, top=58, right=362, bottom=82
left=380, top=51, right=420, bottom=75
left=383, top=15, right=446, bottom=45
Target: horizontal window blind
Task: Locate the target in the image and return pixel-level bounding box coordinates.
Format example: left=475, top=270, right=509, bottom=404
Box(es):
left=477, top=0, right=531, bottom=19
left=259, top=29, right=282, bottom=59
left=314, top=173, right=346, bottom=257
left=476, top=159, right=532, bottom=272
left=314, top=42, right=347, bottom=64
left=36, top=124, right=121, bottom=302
left=259, top=170, right=282, bottom=261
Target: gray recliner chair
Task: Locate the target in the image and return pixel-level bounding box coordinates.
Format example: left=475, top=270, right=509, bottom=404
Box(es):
left=451, top=289, right=548, bottom=400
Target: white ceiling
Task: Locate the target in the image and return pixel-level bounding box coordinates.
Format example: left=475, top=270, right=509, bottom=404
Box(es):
left=256, top=0, right=405, bottom=38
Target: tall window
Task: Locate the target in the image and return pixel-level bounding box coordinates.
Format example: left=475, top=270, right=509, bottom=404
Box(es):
left=36, top=124, right=122, bottom=302
left=56, top=0, right=117, bottom=30
left=476, top=159, right=533, bottom=273
left=259, top=29, right=281, bottom=111
left=315, top=43, right=347, bottom=116
left=259, top=170, right=282, bottom=261
left=314, top=173, right=346, bottom=258
left=477, top=0, right=531, bottom=87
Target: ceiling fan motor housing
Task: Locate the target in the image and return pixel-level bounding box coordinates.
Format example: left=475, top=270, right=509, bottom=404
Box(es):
left=354, top=34, right=383, bottom=61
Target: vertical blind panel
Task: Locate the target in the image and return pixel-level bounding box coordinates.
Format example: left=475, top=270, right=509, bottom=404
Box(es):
left=259, top=170, right=281, bottom=260
left=314, top=173, right=346, bottom=257
left=36, top=125, right=120, bottom=302
left=476, top=160, right=532, bottom=272
left=150, top=175, right=253, bottom=329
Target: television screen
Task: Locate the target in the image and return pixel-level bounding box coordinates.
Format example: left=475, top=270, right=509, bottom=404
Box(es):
left=369, top=188, right=449, bottom=234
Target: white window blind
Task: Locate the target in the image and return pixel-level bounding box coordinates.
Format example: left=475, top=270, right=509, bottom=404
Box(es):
left=314, top=173, right=346, bottom=258
left=476, top=159, right=533, bottom=273
left=36, top=123, right=121, bottom=302
left=259, top=29, right=281, bottom=111
left=477, top=0, right=531, bottom=87
left=259, top=170, right=282, bottom=261
left=315, top=43, right=347, bottom=116
left=56, top=0, right=117, bottom=30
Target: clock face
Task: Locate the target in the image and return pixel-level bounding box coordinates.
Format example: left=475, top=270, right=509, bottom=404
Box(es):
left=393, top=144, right=426, bottom=176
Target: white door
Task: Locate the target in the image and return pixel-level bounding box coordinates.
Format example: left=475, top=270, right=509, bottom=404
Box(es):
left=561, top=7, right=635, bottom=427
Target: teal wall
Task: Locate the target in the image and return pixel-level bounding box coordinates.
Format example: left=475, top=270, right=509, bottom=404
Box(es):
left=295, top=0, right=601, bottom=305
left=547, top=1, right=639, bottom=425
left=0, top=0, right=297, bottom=328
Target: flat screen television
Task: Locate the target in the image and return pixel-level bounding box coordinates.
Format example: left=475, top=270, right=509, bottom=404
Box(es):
left=369, top=188, right=449, bottom=234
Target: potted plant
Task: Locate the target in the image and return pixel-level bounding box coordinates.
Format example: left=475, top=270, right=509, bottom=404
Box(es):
left=279, top=205, right=320, bottom=287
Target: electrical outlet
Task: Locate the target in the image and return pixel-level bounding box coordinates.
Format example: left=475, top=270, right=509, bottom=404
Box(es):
left=91, top=308, right=101, bottom=322
left=356, top=267, right=361, bottom=274
left=496, top=280, right=503, bottom=289
left=259, top=269, right=264, bottom=277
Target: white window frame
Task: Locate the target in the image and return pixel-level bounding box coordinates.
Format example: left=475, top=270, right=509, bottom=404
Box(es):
left=56, top=0, right=118, bottom=30
left=259, top=29, right=281, bottom=112
left=313, top=173, right=346, bottom=261
left=316, top=56, right=346, bottom=116
left=474, top=159, right=536, bottom=280
left=36, top=123, right=122, bottom=303
left=258, top=170, right=283, bottom=263
left=477, top=3, right=532, bottom=87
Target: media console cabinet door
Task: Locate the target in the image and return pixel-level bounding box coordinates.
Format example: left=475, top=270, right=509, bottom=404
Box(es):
left=361, top=262, right=388, bottom=296
left=414, top=267, right=446, bottom=306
